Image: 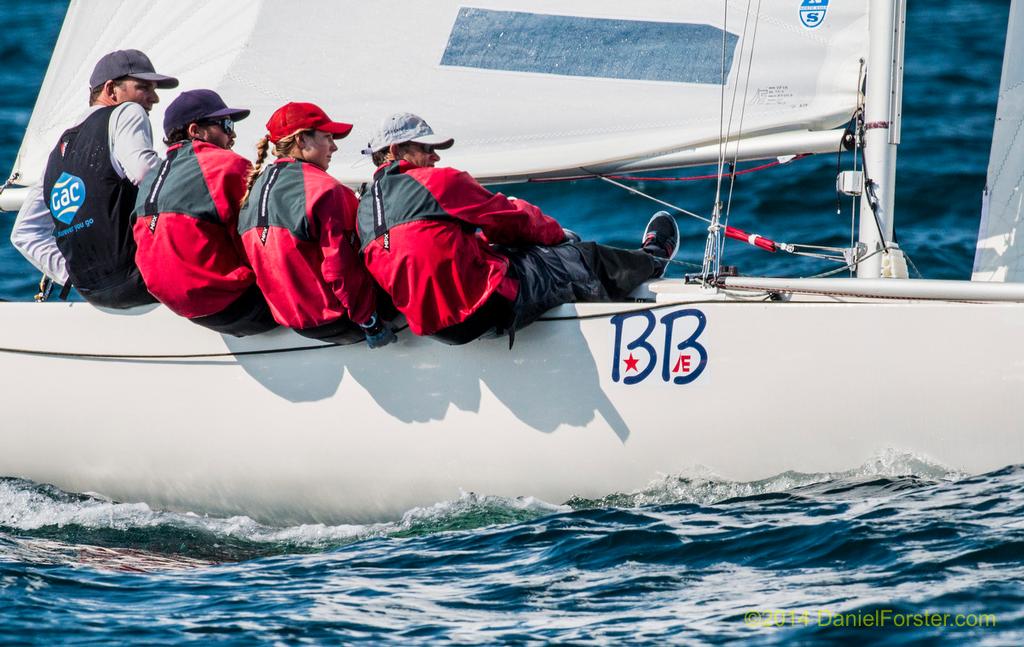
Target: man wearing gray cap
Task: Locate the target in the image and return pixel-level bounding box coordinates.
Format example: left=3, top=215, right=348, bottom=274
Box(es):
left=357, top=112, right=678, bottom=345
left=11, top=49, right=178, bottom=308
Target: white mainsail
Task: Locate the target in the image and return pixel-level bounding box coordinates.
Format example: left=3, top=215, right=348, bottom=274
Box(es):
left=8, top=0, right=868, bottom=190
left=973, top=0, right=1024, bottom=281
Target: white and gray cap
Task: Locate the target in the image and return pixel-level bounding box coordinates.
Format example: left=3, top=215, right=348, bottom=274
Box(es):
left=362, top=112, right=454, bottom=155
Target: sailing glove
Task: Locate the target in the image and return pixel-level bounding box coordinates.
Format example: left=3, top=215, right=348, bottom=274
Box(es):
left=359, top=313, right=397, bottom=349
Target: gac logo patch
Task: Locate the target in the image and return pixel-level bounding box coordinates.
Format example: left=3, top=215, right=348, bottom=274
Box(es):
left=49, top=172, right=86, bottom=225
left=610, top=308, right=708, bottom=385
left=800, top=0, right=828, bottom=29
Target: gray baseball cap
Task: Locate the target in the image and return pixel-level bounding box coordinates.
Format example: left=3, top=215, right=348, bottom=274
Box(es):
left=89, top=49, right=179, bottom=89
left=363, top=113, right=454, bottom=154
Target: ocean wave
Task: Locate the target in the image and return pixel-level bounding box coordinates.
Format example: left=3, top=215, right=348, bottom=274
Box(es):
left=568, top=447, right=965, bottom=509
left=0, top=449, right=994, bottom=569
left=0, top=478, right=570, bottom=566
left=1, top=459, right=1021, bottom=642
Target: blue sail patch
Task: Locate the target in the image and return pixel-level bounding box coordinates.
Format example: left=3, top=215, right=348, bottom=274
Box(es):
left=799, top=0, right=829, bottom=29
left=441, top=8, right=738, bottom=85
left=49, top=172, right=86, bottom=225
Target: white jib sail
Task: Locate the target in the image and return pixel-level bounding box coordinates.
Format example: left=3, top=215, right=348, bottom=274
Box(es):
left=8, top=0, right=867, bottom=191
left=973, top=0, right=1024, bottom=282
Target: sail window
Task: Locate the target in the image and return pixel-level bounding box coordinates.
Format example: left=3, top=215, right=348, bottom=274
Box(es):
left=441, top=8, right=737, bottom=85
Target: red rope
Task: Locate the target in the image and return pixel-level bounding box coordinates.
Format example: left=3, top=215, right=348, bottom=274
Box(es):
left=529, top=154, right=810, bottom=183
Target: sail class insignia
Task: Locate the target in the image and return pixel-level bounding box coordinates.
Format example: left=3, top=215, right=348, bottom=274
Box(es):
left=800, top=0, right=829, bottom=29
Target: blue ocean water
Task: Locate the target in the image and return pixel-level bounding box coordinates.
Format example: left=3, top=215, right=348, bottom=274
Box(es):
left=1, top=0, right=1022, bottom=644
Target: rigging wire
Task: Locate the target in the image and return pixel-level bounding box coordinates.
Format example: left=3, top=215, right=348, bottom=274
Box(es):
left=801, top=246, right=889, bottom=279
left=714, top=2, right=729, bottom=204
left=598, top=169, right=853, bottom=267
left=720, top=0, right=762, bottom=275
left=597, top=161, right=857, bottom=267
left=832, top=59, right=923, bottom=280
left=596, top=176, right=711, bottom=224
left=845, top=59, right=867, bottom=275
left=701, top=0, right=732, bottom=284
left=852, top=57, right=922, bottom=278
left=904, top=253, right=924, bottom=279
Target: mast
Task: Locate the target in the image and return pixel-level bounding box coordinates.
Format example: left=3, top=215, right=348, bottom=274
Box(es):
left=857, top=0, right=906, bottom=278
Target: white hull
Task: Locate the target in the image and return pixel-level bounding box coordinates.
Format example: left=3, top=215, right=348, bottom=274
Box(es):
left=1, top=279, right=1023, bottom=524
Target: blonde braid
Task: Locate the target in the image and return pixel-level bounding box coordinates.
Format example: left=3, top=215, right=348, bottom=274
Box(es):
left=242, top=135, right=272, bottom=205
left=241, top=130, right=313, bottom=205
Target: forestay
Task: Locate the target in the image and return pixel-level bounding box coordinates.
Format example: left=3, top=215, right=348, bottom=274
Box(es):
left=973, top=0, right=1024, bottom=282
left=11, top=0, right=868, bottom=188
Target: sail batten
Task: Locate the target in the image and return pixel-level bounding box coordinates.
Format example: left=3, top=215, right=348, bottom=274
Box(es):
left=9, top=0, right=869, bottom=191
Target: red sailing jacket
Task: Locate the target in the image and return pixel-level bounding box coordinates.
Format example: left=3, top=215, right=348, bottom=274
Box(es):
left=356, top=160, right=565, bottom=335
left=238, top=158, right=376, bottom=329
left=132, top=140, right=254, bottom=318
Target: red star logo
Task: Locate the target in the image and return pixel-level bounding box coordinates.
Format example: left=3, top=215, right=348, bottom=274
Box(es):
left=623, top=353, right=640, bottom=372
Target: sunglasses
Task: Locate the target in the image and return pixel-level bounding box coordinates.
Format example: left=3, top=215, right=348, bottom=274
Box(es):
left=409, top=142, right=437, bottom=154
left=198, top=117, right=235, bottom=136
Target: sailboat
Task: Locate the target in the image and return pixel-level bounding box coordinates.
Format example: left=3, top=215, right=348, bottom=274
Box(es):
left=0, top=0, right=1021, bottom=524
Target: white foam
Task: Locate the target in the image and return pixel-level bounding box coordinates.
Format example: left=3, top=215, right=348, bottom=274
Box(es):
left=0, top=449, right=969, bottom=548
left=0, top=480, right=567, bottom=551
left=592, top=448, right=966, bottom=508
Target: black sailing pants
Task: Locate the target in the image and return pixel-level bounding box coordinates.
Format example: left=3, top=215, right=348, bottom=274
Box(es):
left=189, top=283, right=279, bottom=338
left=432, top=241, right=665, bottom=346
left=76, top=267, right=157, bottom=309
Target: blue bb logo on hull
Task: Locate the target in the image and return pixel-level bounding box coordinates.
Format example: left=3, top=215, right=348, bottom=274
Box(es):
left=49, top=172, right=86, bottom=225
left=800, top=0, right=829, bottom=29
left=610, top=308, right=708, bottom=385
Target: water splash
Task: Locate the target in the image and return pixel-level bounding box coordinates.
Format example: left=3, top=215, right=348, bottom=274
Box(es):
left=0, top=477, right=570, bottom=567
left=0, top=449, right=969, bottom=568
left=568, top=448, right=963, bottom=508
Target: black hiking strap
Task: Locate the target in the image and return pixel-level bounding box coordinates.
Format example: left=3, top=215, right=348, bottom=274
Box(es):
left=257, top=163, right=284, bottom=246
left=59, top=281, right=72, bottom=300
left=371, top=176, right=389, bottom=251
left=144, top=147, right=178, bottom=233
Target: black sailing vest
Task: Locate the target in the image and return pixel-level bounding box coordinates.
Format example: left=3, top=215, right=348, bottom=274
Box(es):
left=42, top=106, right=143, bottom=295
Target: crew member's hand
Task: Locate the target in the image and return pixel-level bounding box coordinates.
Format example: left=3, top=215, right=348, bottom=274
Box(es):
left=359, top=313, right=397, bottom=349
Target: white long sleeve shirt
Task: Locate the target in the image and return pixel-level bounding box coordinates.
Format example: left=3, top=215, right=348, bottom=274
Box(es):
left=10, top=102, right=160, bottom=284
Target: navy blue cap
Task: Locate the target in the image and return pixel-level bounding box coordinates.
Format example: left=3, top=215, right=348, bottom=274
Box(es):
left=163, top=89, right=251, bottom=136
left=89, top=49, right=178, bottom=89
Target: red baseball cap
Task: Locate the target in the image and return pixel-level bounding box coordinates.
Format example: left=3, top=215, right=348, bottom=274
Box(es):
left=266, top=102, right=353, bottom=143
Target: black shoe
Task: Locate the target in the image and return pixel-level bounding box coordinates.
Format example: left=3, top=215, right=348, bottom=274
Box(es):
left=562, top=228, right=582, bottom=243
left=641, top=211, right=679, bottom=261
